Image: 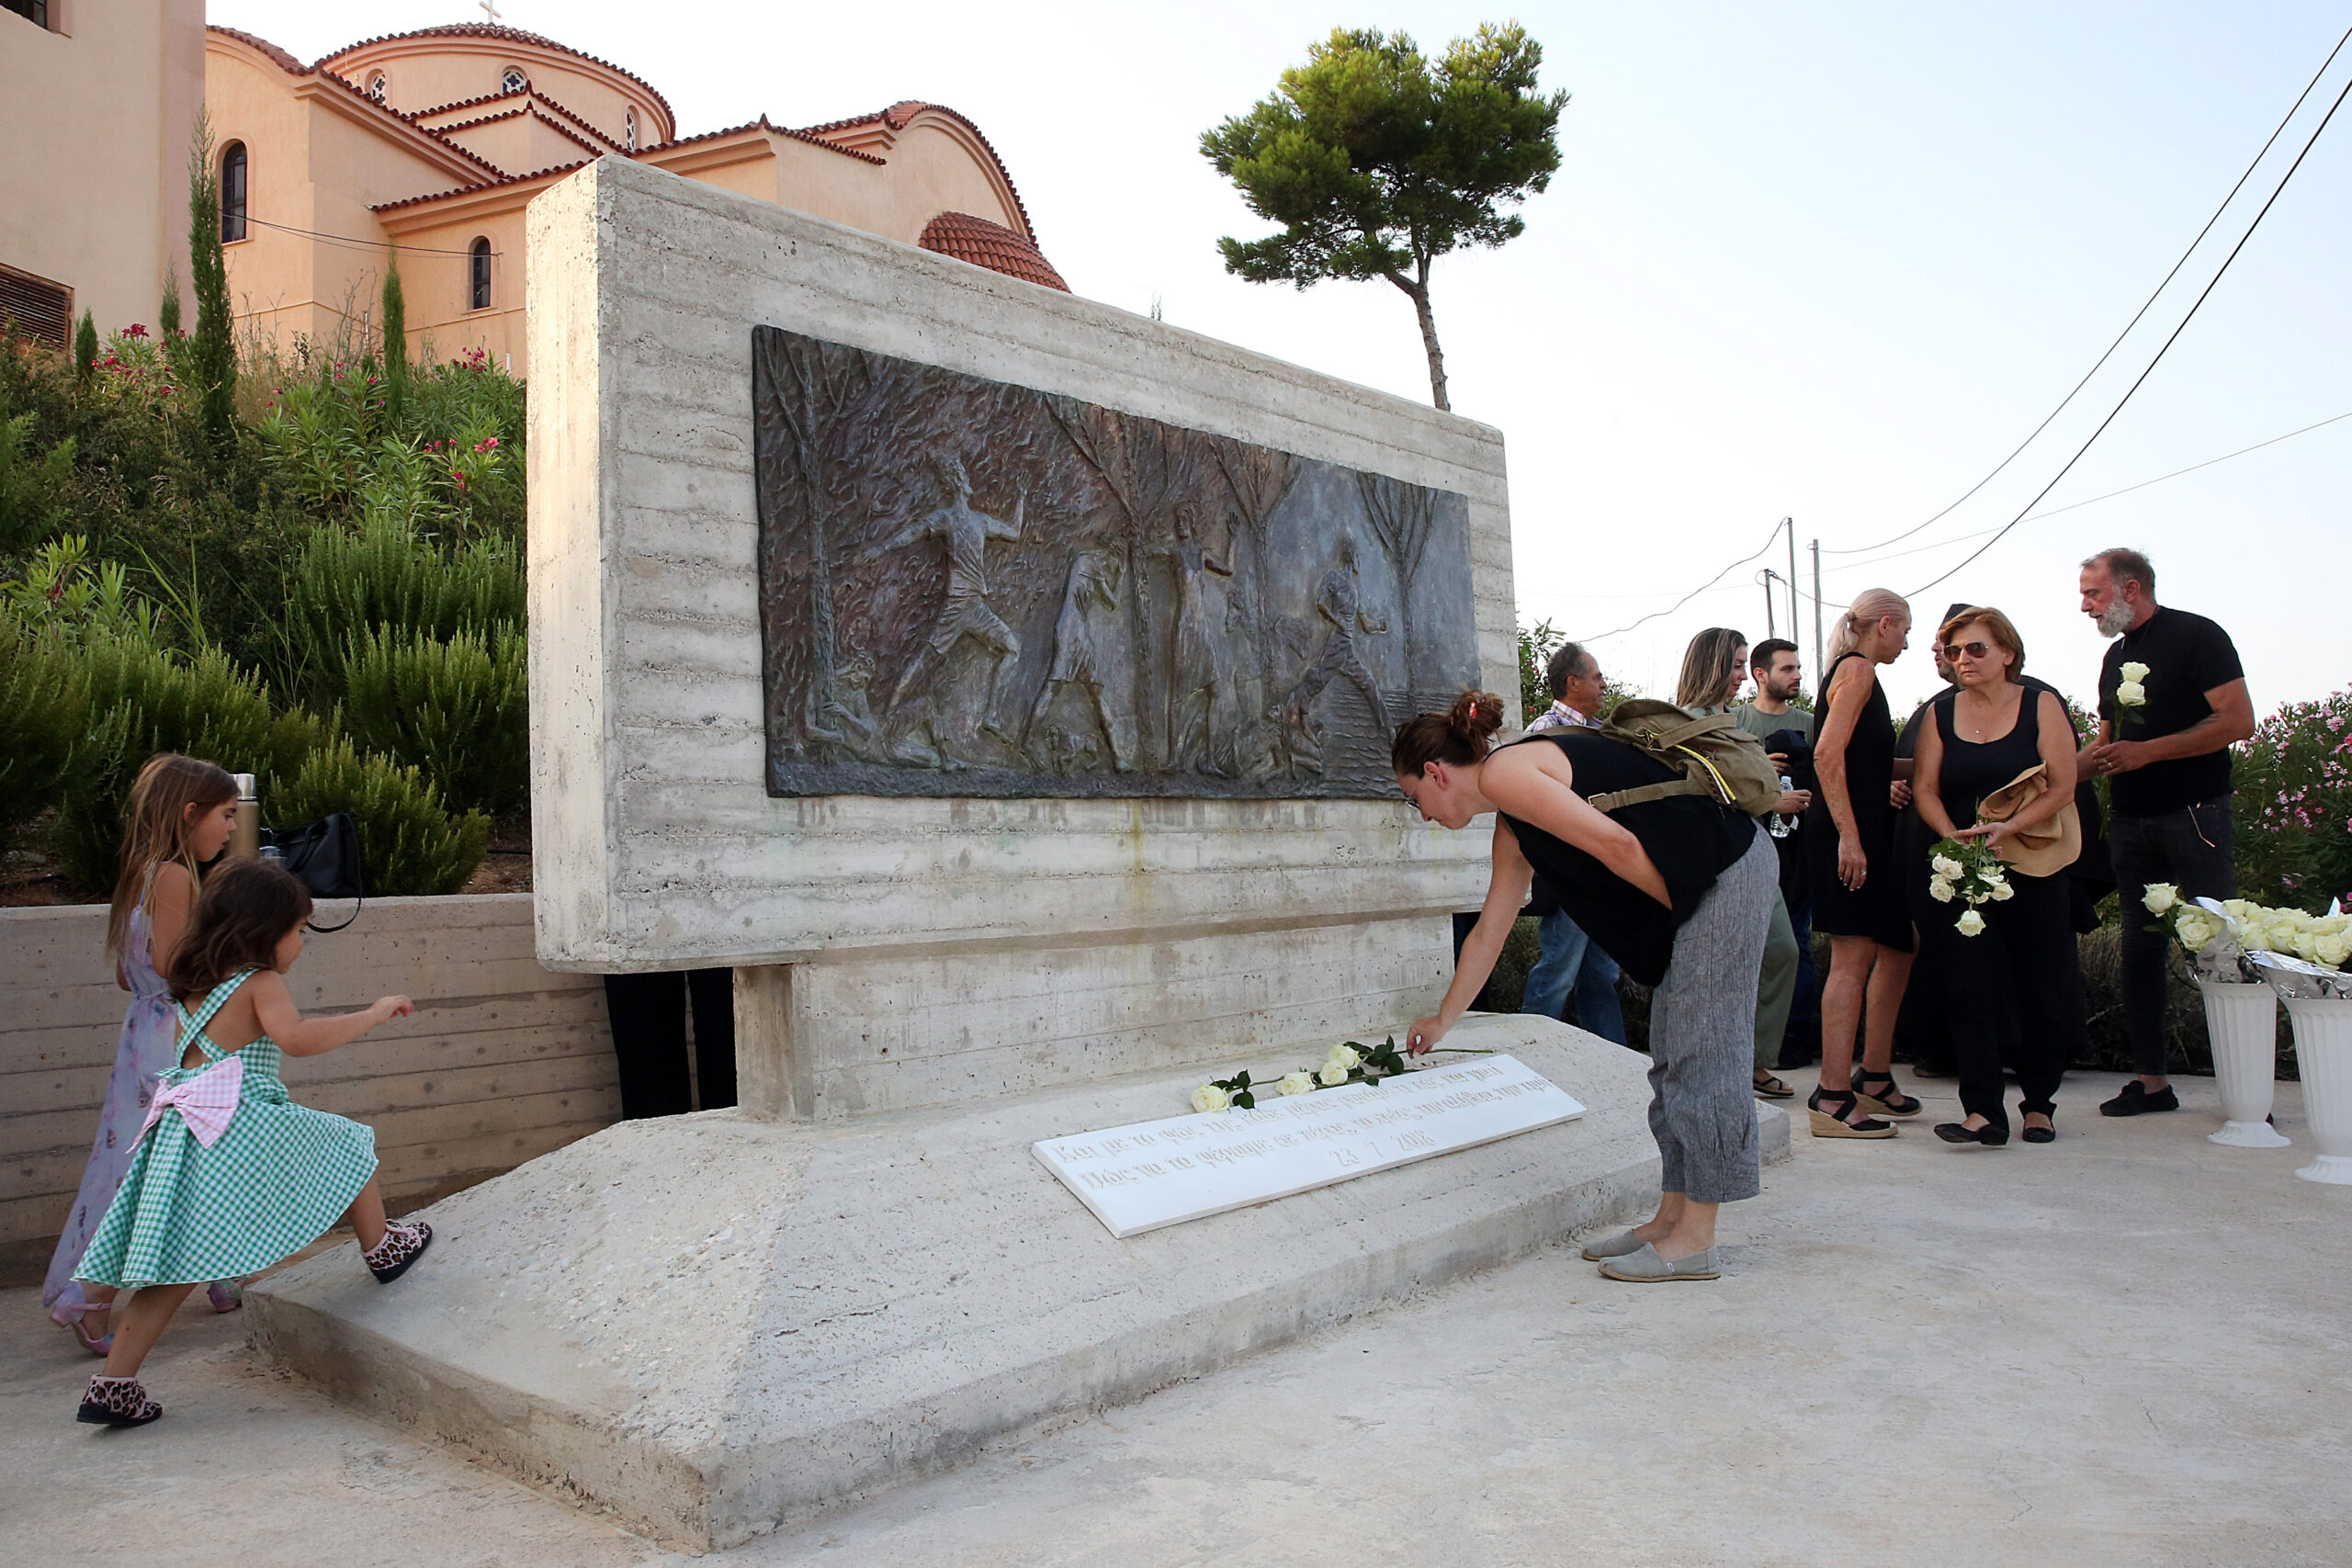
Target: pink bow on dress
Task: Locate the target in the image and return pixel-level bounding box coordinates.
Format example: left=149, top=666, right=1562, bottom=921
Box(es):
left=139, top=1055, right=245, bottom=1148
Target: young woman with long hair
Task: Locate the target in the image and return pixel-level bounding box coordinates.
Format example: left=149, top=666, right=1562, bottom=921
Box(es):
left=1804, top=590, right=1921, bottom=1137
left=1674, top=627, right=1749, bottom=714
left=1395, top=692, right=1778, bottom=1282
left=43, top=755, right=246, bottom=1355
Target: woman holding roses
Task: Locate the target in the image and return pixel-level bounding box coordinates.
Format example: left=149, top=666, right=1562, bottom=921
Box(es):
left=1911, top=607, right=2083, bottom=1145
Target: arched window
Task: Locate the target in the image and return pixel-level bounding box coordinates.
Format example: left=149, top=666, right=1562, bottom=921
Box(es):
left=367, top=72, right=389, bottom=103
left=500, top=65, right=527, bottom=95
left=220, top=142, right=248, bottom=243
left=469, top=237, right=492, bottom=310
left=625, top=107, right=638, bottom=151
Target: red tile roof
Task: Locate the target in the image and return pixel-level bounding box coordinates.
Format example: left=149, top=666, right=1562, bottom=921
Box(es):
left=317, top=23, right=676, bottom=135
left=920, top=212, right=1069, bottom=292
left=639, top=117, right=887, bottom=165
left=370, top=159, right=593, bottom=215
left=206, top=26, right=507, bottom=183
left=414, top=86, right=627, bottom=155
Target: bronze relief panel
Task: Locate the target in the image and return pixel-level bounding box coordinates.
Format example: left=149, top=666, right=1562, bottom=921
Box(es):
left=752, top=326, right=1479, bottom=798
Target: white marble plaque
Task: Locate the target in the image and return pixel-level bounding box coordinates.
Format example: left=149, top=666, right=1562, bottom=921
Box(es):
left=1033, top=1055, right=1586, bottom=1238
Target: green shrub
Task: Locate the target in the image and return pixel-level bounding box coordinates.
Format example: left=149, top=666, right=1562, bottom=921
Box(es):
left=269, top=738, right=488, bottom=897
left=2233, top=689, right=2352, bottom=911
left=340, top=624, right=526, bottom=814
left=285, top=517, right=522, bottom=700
left=53, top=640, right=289, bottom=889
left=0, top=623, right=84, bottom=832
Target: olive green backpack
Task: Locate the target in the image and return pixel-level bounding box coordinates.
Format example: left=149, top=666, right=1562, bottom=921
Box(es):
left=1586, top=700, right=1782, bottom=818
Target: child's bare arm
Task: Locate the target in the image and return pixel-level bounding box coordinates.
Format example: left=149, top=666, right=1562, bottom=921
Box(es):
left=250, top=971, right=414, bottom=1057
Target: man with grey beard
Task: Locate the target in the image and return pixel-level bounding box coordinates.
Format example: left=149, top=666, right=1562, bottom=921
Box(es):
left=2078, top=547, right=2256, bottom=1118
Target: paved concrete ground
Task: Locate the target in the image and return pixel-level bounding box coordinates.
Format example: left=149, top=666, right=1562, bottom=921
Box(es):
left=7, top=1069, right=2346, bottom=1568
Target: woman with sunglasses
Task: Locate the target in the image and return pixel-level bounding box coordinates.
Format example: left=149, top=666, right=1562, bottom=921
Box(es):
left=1909, top=608, right=2082, bottom=1145
left=1804, top=588, right=1917, bottom=1137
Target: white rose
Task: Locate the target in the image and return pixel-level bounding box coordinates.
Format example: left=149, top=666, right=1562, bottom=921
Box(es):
left=2175, top=911, right=2220, bottom=952
left=1990, top=881, right=2014, bottom=901
left=2317, top=934, right=2351, bottom=968
left=1190, top=1083, right=1230, bottom=1114
left=1931, top=854, right=1964, bottom=880
left=1326, top=1044, right=1363, bottom=1071
left=1928, top=876, right=1955, bottom=903
left=2119, top=660, right=2150, bottom=683
left=1317, top=1061, right=1351, bottom=1087
left=2142, top=883, right=2179, bottom=915
left=2116, top=681, right=2146, bottom=707
left=1956, top=908, right=1986, bottom=936
left=1277, top=1071, right=1316, bottom=1097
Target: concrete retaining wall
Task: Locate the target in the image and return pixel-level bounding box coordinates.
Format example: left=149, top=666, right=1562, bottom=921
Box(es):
left=0, top=894, right=618, bottom=1281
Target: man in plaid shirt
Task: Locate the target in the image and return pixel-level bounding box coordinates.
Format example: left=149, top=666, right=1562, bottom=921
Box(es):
left=1520, top=642, right=1627, bottom=1043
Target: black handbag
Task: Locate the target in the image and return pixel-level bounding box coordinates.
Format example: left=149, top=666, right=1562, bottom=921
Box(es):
left=263, top=813, right=366, bottom=931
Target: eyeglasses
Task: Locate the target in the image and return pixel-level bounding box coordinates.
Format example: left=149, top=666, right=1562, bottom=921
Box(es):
left=1941, top=640, right=1995, bottom=660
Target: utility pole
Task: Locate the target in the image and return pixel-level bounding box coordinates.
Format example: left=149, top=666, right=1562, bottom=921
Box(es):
left=1784, top=518, right=1799, bottom=653
left=1810, top=537, right=1825, bottom=682
left=1760, top=571, right=1778, bottom=638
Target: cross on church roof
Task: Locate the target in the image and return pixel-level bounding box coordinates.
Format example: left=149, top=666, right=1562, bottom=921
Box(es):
left=479, top=0, right=502, bottom=23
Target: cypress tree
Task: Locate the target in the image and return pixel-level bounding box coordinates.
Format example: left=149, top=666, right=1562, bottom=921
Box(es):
left=187, top=112, right=237, bottom=454
left=74, top=310, right=97, bottom=381
left=380, top=256, right=408, bottom=425
left=158, top=265, right=183, bottom=384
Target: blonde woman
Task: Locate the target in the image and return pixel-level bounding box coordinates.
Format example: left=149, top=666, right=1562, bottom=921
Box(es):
left=1804, top=590, right=1918, bottom=1136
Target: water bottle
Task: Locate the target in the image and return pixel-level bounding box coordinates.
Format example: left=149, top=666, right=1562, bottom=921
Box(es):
left=1769, top=773, right=1795, bottom=839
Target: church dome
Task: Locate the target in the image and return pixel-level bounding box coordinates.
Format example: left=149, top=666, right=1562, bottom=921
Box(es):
left=321, top=22, right=674, bottom=148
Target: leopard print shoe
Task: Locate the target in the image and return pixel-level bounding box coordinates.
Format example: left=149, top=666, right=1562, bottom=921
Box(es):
left=77, top=1374, right=162, bottom=1427
left=363, top=1220, right=434, bottom=1283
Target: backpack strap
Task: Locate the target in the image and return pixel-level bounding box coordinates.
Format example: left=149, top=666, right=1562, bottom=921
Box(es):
left=1585, top=777, right=1708, bottom=814
left=175, top=967, right=260, bottom=1063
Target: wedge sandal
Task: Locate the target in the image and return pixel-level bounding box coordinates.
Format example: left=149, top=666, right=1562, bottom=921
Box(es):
left=1807, top=1085, right=1895, bottom=1139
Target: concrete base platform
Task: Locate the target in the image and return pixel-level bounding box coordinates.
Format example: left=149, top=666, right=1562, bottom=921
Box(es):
left=246, top=1015, right=1788, bottom=1550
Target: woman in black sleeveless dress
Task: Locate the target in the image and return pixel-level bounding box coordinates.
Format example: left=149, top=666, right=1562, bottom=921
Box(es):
left=1804, top=590, right=1918, bottom=1136
left=1911, top=608, right=2082, bottom=1144
left=1394, top=692, right=1776, bottom=1283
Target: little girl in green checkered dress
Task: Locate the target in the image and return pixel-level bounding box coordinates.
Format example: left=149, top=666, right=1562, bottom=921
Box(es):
left=73, top=858, right=432, bottom=1428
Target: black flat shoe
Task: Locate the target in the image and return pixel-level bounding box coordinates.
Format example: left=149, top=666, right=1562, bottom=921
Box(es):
left=2021, top=1115, right=2056, bottom=1144
left=1933, top=1121, right=2009, bottom=1146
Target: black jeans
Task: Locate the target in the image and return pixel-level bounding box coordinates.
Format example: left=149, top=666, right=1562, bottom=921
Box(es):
left=601, top=969, right=738, bottom=1118
left=1928, top=868, right=2078, bottom=1132
left=2109, top=798, right=2236, bottom=1077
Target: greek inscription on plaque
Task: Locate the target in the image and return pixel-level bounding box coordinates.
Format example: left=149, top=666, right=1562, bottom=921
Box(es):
left=1033, top=1056, right=1586, bottom=1238
left=752, top=326, right=1480, bottom=798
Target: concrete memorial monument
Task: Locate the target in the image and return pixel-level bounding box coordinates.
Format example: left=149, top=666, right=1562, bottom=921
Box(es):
left=245, top=156, right=1787, bottom=1549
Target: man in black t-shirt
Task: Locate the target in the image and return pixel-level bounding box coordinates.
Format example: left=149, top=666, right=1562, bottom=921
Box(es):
left=2078, top=547, right=2256, bottom=1117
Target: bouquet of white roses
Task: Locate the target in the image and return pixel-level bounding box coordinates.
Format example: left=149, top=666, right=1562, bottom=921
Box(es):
left=1927, top=836, right=2011, bottom=936
left=2142, top=885, right=2352, bottom=984
left=2114, top=660, right=2150, bottom=727
left=1190, top=1035, right=1482, bottom=1111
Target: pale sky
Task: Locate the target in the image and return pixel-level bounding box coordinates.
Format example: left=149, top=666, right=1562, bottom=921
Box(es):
left=215, top=1, right=2352, bottom=719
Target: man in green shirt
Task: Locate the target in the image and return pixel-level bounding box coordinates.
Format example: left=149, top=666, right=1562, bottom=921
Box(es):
left=1734, top=639, right=1815, bottom=1072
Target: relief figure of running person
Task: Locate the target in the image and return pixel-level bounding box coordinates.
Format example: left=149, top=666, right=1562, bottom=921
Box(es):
left=857, top=455, right=1030, bottom=742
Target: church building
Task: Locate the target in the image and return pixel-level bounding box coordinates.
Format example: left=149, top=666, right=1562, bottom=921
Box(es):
left=203, top=20, right=1069, bottom=374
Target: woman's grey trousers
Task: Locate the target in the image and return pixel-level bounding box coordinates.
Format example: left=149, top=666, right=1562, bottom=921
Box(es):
left=1645, top=826, right=1777, bottom=1204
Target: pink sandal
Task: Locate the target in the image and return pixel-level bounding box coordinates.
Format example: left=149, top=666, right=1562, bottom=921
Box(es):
left=207, top=1280, right=243, bottom=1314
left=57, top=1300, right=113, bottom=1358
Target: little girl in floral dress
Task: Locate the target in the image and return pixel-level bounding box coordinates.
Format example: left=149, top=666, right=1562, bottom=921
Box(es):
left=73, top=858, right=432, bottom=1427
left=46, top=754, right=247, bottom=1355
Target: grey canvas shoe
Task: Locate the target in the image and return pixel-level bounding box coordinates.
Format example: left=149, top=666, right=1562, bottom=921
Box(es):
left=1578, top=1228, right=1650, bottom=1261
left=1598, top=1243, right=1721, bottom=1282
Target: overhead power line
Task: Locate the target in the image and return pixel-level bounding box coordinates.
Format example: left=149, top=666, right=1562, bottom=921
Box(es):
left=1815, top=407, right=2352, bottom=577
left=1583, top=518, right=1787, bottom=640
left=1823, top=20, right=2352, bottom=560
left=1910, top=61, right=2352, bottom=596
left=239, top=214, right=503, bottom=257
